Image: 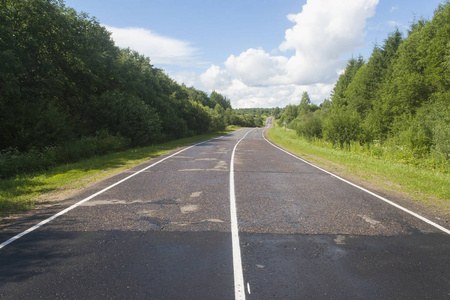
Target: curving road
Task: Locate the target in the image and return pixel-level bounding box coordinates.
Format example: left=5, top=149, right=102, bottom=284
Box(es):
left=1, top=123, right=449, bottom=299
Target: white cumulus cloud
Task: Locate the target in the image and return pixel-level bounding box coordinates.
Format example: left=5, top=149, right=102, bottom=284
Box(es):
left=216, top=81, right=335, bottom=109
left=224, top=48, right=288, bottom=86
left=279, top=0, right=378, bottom=84
left=172, top=71, right=199, bottom=87
left=198, top=0, right=379, bottom=108
left=104, top=25, right=199, bottom=66
left=280, top=0, right=378, bottom=58
left=200, top=64, right=232, bottom=90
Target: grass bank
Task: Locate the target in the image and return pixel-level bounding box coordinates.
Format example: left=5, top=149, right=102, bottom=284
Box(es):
left=267, top=125, right=449, bottom=219
left=0, top=126, right=239, bottom=218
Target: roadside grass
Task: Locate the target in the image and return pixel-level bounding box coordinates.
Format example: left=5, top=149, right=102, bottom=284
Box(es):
left=0, top=127, right=239, bottom=218
left=267, top=125, right=450, bottom=218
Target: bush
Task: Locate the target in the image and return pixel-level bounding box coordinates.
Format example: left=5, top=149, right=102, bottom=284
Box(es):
left=295, top=113, right=323, bottom=140
left=0, top=131, right=130, bottom=179
left=323, top=110, right=361, bottom=148
left=209, top=114, right=226, bottom=132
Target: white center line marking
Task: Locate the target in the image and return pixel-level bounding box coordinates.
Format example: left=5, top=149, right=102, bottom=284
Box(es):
left=262, top=128, right=450, bottom=235
left=230, top=128, right=256, bottom=300
left=0, top=132, right=239, bottom=250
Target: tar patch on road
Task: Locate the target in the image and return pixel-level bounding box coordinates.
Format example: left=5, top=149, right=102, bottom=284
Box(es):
left=240, top=232, right=450, bottom=300
left=0, top=231, right=235, bottom=299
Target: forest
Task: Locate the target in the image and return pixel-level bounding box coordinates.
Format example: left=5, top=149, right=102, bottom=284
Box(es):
left=0, top=0, right=264, bottom=178
left=277, top=2, right=450, bottom=172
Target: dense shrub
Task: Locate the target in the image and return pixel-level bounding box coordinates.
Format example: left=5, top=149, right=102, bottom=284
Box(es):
left=295, top=113, right=323, bottom=141
left=323, top=110, right=361, bottom=148
left=0, top=131, right=130, bottom=178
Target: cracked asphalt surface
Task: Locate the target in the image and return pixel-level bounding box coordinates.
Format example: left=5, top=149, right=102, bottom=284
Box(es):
left=0, top=125, right=449, bottom=299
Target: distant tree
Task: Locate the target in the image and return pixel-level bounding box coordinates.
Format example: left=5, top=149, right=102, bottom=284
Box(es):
left=331, top=56, right=365, bottom=108
left=345, top=29, right=403, bottom=119
left=273, top=107, right=281, bottom=118
left=210, top=91, right=232, bottom=110
left=320, top=99, right=332, bottom=110
left=280, top=104, right=298, bottom=125
left=298, top=92, right=311, bottom=117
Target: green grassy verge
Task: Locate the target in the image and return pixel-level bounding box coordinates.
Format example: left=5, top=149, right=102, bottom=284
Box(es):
left=0, top=126, right=240, bottom=218
left=267, top=125, right=450, bottom=218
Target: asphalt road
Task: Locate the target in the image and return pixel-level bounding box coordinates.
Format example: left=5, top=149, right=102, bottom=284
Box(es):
left=1, top=123, right=449, bottom=299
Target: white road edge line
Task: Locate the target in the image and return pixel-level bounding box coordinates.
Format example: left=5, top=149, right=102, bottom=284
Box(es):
left=0, top=133, right=237, bottom=250
left=262, top=128, right=450, bottom=235
left=230, top=128, right=257, bottom=300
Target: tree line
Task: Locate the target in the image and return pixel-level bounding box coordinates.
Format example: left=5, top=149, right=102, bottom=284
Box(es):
left=278, top=2, right=450, bottom=169
left=0, top=0, right=262, bottom=178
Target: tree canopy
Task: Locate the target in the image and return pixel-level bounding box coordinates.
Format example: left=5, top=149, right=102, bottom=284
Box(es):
left=278, top=2, right=450, bottom=167
left=0, top=0, right=263, bottom=178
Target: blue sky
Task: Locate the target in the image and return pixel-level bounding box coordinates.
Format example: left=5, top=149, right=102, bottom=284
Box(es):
left=64, top=0, right=445, bottom=108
